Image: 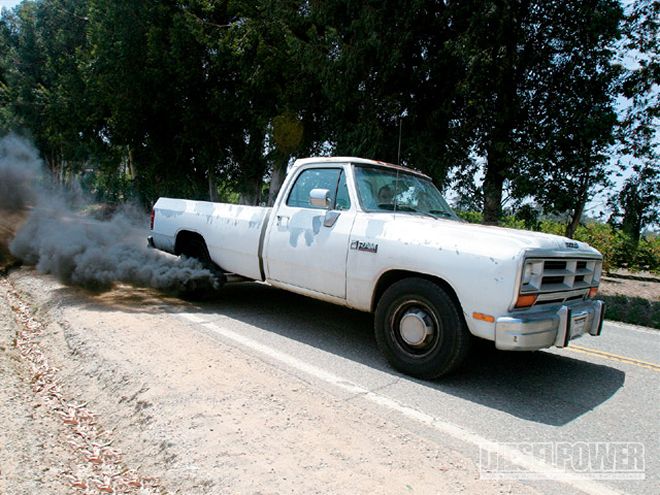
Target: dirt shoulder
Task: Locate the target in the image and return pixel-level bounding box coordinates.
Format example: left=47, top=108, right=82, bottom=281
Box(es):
left=0, top=279, right=76, bottom=495
left=599, top=276, right=659, bottom=301
left=0, top=268, right=536, bottom=495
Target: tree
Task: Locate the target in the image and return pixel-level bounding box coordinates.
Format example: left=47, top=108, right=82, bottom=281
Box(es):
left=172, top=0, right=330, bottom=206
left=0, top=0, right=629, bottom=219
left=610, top=166, right=659, bottom=244
left=0, top=0, right=92, bottom=180
left=610, top=0, right=659, bottom=245
left=85, top=0, right=200, bottom=203
left=525, top=1, right=621, bottom=238
left=85, top=0, right=246, bottom=204
left=455, top=0, right=530, bottom=224
left=301, top=0, right=473, bottom=186
left=456, top=0, right=622, bottom=228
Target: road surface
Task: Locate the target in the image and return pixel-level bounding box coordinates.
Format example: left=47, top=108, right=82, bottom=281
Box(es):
left=1, top=269, right=657, bottom=494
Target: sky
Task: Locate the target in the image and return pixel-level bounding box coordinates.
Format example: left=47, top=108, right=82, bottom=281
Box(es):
left=0, top=0, right=21, bottom=9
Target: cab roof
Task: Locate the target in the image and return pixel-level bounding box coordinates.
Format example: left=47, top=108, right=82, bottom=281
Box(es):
left=292, top=156, right=431, bottom=179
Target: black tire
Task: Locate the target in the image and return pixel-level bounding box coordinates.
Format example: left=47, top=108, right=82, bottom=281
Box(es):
left=374, top=277, right=471, bottom=379
left=177, top=235, right=225, bottom=299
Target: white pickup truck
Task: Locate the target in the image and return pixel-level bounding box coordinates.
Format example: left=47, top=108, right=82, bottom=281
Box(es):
left=149, top=156, right=605, bottom=378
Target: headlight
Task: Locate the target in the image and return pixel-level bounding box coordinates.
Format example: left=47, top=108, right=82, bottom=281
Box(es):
left=593, top=261, right=603, bottom=283
left=522, top=260, right=543, bottom=290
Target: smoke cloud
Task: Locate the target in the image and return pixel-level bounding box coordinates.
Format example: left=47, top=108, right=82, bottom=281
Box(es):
left=1, top=134, right=220, bottom=294
left=0, top=134, right=42, bottom=211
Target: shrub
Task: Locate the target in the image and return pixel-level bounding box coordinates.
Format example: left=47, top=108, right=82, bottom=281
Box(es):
left=501, top=216, right=527, bottom=229
left=538, top=219, right=566, bottom=236
left=635, top=237, right=660, bottom=274
left=598, top=295, right=660, bottom=329
left=573, top=223, right=628, bottom=272
left=456, top=210, right=483, bottom=223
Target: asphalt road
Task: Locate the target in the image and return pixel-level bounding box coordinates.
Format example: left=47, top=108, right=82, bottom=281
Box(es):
left=173, top=282, right=659, bottom=495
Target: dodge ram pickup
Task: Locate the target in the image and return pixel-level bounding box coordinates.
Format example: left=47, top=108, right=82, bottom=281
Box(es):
left=149, top=156, right=605, bottom=378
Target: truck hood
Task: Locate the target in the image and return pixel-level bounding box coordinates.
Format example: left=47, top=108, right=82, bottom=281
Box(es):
left=376, top=215, right=602, bottom=259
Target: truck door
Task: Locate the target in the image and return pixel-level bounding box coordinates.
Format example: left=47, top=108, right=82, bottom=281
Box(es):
left=264, top=166, right=355, bottom=299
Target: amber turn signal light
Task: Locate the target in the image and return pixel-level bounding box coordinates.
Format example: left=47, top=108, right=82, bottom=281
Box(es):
left=515, top=294, right=538, bottom=308
left=588, top=287, right=598, bottom=298
left=472, top=312, right=495, bottom=323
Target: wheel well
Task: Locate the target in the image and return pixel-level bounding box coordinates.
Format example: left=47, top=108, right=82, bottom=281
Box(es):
left=371, top=270, right=463, bottom=314
left=174, top=230, right=209, bottom=260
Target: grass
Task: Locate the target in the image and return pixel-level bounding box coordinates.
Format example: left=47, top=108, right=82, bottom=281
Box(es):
left=598, top=295, right=660, bottom=329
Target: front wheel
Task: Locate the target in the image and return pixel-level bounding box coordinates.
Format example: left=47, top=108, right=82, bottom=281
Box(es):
left=374, top=278, right=471, bottom=379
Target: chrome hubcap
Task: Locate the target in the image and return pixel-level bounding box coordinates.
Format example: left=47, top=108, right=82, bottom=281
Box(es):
left=399, top=308, right=434, bottom=347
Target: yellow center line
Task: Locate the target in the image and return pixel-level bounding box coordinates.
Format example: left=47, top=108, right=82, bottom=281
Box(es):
left=568, top=345, right=660, bottom=372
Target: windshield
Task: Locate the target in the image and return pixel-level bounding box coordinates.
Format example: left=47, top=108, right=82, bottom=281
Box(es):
left=354, top=165, right=458, bottom=220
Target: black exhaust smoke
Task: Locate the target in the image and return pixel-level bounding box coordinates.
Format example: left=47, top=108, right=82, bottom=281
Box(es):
left=1, top=134, right=219, bottom=293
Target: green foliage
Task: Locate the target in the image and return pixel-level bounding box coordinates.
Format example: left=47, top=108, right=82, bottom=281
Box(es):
left=608, top=1, right=658, bottom=247
left=0, top=0, right=92, bottom=172
left=617, top=0, right=658, bottom=163
left=573, top=223, right=627, bottom=272
left=0, top=0, right=652, bottom=234
left=537, top=219, right=565, bottom=236
left=637, top=236, right=660, bottom=270
left=454, top=0, right=622, bottom=225
left=455, top=210, right=483, bottom=224
left=598, top=295, right=660, bottom=329
left=81, top=167, right=135, bottom=205
left=272, top=112, right=304, bottom=155
left=500, top=216, right=526, bottom=230
left=533, top=220, right=659, bottom=273
left=515, top=0, right=622, bottom=235
left=608, top=165, right=659, bottom=247
left=512, top=204, right=540, bottom=230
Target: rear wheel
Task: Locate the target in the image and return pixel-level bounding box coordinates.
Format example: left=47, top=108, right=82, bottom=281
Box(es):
left=176, top=234, right=225, bottom=299
left=374, top=277, right=470, bottom=379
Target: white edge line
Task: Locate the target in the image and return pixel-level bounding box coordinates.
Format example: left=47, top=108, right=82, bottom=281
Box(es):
left=178, top=312, right=626, bottom=495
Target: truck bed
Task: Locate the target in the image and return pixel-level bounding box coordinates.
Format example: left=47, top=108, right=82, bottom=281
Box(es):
left=150, top=198, right=270, bottom=281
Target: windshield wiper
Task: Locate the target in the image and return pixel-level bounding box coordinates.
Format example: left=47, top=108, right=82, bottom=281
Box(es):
left=376, top=204, right=453, bottom=220
left=377, top=204, right=442, bottom=220
left=378, top=203, right=417, bottom=212
left=428, top=209, right=453, bottom=218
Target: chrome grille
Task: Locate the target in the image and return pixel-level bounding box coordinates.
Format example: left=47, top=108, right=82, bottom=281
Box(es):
left=521, top=258, right=602, bottom=296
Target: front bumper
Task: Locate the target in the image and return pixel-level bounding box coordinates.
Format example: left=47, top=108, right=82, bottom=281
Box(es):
left=495, top=300, right=605, bottom=351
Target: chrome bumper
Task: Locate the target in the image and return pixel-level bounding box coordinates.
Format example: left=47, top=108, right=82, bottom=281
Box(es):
left=495, top=300, right=605, bottom=351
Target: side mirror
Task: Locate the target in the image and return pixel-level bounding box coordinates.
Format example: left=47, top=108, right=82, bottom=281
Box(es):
left=309, top=188, right=331, bottom=209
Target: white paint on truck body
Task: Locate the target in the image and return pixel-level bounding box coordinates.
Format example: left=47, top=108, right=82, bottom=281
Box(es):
left=151, top=156, right=603, bottom=347
left=345, top=213, right=598, bottom=340
left=151, top=198, right=269, bottom=281
left=262, top=161, right=358, bottom=299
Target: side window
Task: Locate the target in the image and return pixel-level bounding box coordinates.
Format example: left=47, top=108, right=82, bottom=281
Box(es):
left=335, top=171, right=351, bottom=210
left=287, top=168, right=351, bottom=210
